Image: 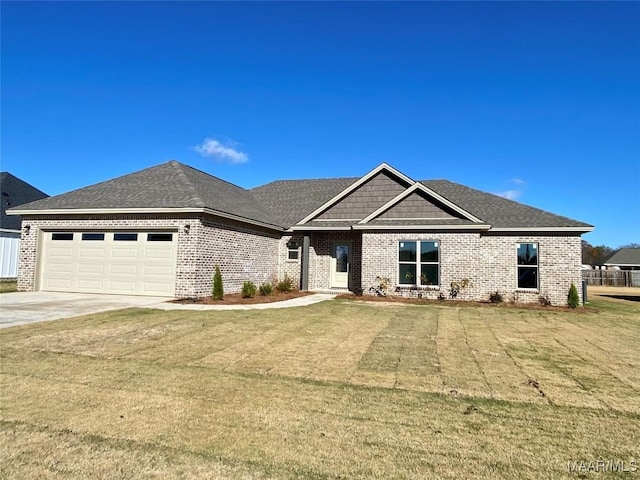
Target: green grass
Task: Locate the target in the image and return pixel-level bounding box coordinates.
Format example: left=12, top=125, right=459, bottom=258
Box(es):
left=0, top=281, right=17, bottom=293
left=1, top=298, right=639, bottom=479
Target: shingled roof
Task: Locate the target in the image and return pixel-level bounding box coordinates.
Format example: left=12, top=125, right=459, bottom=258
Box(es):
left=1, top=172, right=48, bottom=231
left=604, top=248, right=640, bottom=267
left=10, top=161, right=282, bottom=229
left=251, top=177, right=592, bottom=231
left=10, top=161, right=592, bottom=233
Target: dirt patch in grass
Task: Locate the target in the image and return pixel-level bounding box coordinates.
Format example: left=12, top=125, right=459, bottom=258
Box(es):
left=171, top=290, right=313, bottom=305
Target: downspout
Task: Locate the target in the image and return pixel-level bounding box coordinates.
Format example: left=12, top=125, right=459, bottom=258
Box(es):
left=301, top=235, right=310, bottom=291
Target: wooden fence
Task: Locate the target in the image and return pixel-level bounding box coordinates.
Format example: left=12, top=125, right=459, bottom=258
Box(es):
left=582, top=270, right=640, bottom=287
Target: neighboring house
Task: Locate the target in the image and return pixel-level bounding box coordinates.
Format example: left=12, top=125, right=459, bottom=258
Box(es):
left=0, top=172, right=48, bottom=278
left=603, top=248, right=640, bottom=270
left=8, top=161, right=593, bottom=305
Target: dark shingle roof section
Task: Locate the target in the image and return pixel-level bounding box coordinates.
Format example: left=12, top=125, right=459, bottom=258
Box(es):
left=251, top=177, right=358, bottom=228
left=1, top=172, right=48, bottom=231
left=419, top=180, right=593, bottom=229
left=9, top=162, right=592, bottom=232
left=604, top=248, right=640, bottom=266
left=10, top=162, right=282, bottom=229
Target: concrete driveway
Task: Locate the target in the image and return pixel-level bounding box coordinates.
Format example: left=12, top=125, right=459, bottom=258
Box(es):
left=0, top=292, right=171, bottom=328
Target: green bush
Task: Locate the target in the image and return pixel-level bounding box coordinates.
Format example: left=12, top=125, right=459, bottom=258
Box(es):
left=212, top=265, right=224, bottom=300
left=259, top=283, right=273, bottom=296
left=489, top=291, right=503, bottom=303
left=276, top=274, right=293, bottom=293
left=567, top=283, right=580, bottom=308
left=241, top=281, right=257, bottom=298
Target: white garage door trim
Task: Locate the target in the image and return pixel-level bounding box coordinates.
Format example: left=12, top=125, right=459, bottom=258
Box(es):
left=39, top=230, right=178, bottom=296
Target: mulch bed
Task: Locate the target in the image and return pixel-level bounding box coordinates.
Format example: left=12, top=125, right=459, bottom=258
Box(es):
left=336, top=294, right=597, bottom=312
left=171, top=290, right=313, bottom=305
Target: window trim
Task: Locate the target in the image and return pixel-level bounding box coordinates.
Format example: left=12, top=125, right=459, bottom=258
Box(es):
left=287, top=248, right=300, bottom=262
left=516, top=242, right=539, bottom=290
left=81, top=232, right=105, bottom=241
left=51, top=232, right=74, bottom=241
left=398, top=240, right=440, bottom=287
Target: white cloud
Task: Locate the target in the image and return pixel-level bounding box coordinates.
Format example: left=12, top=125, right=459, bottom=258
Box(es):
left=193, top=138, right=248, bottom=164
left=509, top=178, right=525, bottom=185
left=496, top=189, right=522, bottom=200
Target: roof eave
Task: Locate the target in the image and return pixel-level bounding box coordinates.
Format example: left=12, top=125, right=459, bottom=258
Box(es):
left=488, top=226, right=594, bottom=233
left=353, top=224, right=492, bottom=231
left=9, top=207, right=284, bottom=232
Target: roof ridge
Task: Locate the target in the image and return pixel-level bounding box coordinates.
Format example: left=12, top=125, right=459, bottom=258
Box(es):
left=169, top=161, right=205, bottom=207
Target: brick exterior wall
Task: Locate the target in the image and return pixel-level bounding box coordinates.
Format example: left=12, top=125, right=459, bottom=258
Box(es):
left=17, top=212, right=583, bottom=305
left=361, top=232, right=583, bottom=306
left=278, top=232, right=363, bottom=292
left=16, top=213, right=279, bottom=298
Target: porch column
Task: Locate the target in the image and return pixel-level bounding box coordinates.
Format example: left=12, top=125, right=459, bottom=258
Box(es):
left=301, top=235, right=310, bottom=291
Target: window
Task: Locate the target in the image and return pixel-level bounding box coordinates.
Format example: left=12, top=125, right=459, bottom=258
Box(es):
left=82, top=233, right=105, bottom=241
left=52, top=233, right=73, bottom=241
left=114, top=233, right=138, bottom=241
left=398, top=240, right=439, bottom=286
left=147, top=233, right=173, bottom=242
left=288, top=248, right=299, bottom=261
left=517, top=243, right=538, bottom=289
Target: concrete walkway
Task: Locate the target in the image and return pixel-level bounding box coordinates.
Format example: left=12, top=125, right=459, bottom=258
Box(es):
left=152, top=293, right=337, bottom=311
left=0, top=292, right=337, bottom=328
left=0, top=292, right=172, bottom=328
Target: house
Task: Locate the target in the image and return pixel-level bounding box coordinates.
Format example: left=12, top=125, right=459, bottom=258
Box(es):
left=0, top=172, right=48, bottom=278
left=603, top=248, right=640, bottom=270
left=8, top=161, right=593, bottom=305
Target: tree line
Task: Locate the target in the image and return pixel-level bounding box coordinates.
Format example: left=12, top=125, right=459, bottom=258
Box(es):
left=581, top=241, right=640, bottom=267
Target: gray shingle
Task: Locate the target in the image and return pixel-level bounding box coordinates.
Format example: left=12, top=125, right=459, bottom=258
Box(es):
left=251, top=177, right=358, bottom=228
left=1, top=172, right=49, bottom=231
left=10, top=161, right=592, bottom=232
left=10, top=162, right=282, bottom=229
left=420, top=180, right=592, bottom=229
left=604, top=248, right=640, bottom=266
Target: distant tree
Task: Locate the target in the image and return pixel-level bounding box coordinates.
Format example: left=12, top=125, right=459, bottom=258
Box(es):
left=581, top=240, right=613, bottom=267
left=617, top=243, right=640, bottom=249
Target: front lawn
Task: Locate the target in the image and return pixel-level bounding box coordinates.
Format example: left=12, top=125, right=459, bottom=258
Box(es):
left=1, top=297, right=638, bottom=479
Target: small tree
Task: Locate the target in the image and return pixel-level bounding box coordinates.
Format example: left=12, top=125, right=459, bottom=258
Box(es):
left=567, top=283, right=580, bottom=308
left=213, top=265, right=224, bottom=300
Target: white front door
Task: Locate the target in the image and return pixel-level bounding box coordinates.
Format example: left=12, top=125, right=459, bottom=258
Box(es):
left=330, top=242, right=350, bottom=289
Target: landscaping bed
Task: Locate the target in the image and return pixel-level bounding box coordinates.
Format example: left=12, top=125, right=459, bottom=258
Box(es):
left=172, top=290, right=313, bottom=305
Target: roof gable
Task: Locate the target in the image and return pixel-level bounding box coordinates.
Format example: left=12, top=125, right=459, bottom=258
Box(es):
left=359, top=182, right=484, bottom=225
left=297, top=163, right=414, bottom=225
left=376, top=191, right=463, bottom=220
left=315, top=170, right=411, bottom=221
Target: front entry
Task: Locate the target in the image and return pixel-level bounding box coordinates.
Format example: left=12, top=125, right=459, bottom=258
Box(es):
left=330, top=242, right=350, bottom=289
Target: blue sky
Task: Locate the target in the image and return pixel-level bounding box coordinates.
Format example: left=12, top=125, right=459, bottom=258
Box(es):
left=2, top=1, right=639, bottom=247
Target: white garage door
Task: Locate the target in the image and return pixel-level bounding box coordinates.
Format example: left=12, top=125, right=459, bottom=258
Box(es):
left=40, top=231, right=177, bottom=296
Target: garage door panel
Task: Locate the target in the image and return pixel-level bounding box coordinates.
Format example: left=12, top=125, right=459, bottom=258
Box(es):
left=144, top=265, right=173, bottom=275
left=47, top=263, right=74, bottom=273
left=45, top=278, right=73, bottom=289
left=144, top=248, right=174, bottom=259
left=141, top=282, right=174, bottom=295
left=110, top=264, right=138, bottom=274
left=111, top=249, right=139, bottom=259
left=79, top=248, right=106, bottom=258
left=40, top=230, right=176, bottom=296
left=109, top=280, right=138, bottom=292
left=77, top=279, right=106, bottom=290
